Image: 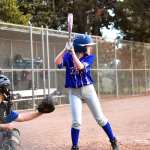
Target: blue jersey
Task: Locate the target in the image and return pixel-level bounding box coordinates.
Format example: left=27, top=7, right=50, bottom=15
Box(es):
left=4, top=111, right=19, bottom=123
left=58, top=51, right=95, bottom=88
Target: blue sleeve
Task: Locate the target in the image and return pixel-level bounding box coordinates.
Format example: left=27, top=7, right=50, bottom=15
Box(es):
left=83, top=55, right=95, bottom=68
left=57, top=52, right=68, bottom=69
left=4, top=111, right=19, bottom=123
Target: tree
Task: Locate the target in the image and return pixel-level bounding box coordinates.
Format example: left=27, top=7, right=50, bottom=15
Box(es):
left=17, top=0, right=116, bottom=33
left=66, top=0, right=116, bottom=35
left=18, top=0, right=57, bottom=27
left=17, top=0, right=150, bottom=42
left=0, top=0, right=30, bottom=25
left=113, top=0, right=150, bottom=42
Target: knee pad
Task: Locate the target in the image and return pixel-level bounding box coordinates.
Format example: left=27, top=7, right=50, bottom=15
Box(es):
left=8, top=128, right=20, bottom=145
left=72, top=122, right=81, bottom=129
left=1, top=129, right=20, bottom=150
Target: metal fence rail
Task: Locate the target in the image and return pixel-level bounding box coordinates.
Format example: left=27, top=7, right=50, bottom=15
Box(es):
left=0, top=22, right=150, bottom=110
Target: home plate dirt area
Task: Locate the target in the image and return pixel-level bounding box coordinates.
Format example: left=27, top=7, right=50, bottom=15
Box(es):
left=14, top=95, right=150, bottom=150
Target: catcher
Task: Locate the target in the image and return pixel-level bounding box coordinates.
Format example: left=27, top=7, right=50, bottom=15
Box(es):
left=0, top=74, right=55, bottom=150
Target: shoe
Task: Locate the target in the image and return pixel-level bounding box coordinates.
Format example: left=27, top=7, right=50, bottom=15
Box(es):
left=110, top=138, right=119, bottom=150
left=71, top=145, right=79, bottom=150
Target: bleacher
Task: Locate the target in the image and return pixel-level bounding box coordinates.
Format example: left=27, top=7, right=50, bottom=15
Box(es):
left=12, top=88, right=67, bottom=110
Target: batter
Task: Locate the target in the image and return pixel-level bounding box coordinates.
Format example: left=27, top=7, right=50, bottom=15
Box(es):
left=55, top=34, right=119, bottom=150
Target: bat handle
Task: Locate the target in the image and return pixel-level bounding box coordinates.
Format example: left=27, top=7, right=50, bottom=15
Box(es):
left=69, top=33, right=72, bottom=41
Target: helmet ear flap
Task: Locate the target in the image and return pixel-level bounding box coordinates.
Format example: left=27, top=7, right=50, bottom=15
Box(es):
left=74, top=46, right=87, bottom=53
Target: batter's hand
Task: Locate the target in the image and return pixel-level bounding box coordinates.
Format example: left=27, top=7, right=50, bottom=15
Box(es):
left=65, top=41, right=74, bottom=51
left=37, top=96, right=55, bottom=113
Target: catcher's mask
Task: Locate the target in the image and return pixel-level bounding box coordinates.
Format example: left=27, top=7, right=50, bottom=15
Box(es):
left=73, top=34, right=96, bottom=53
left=0, top=74, right=11, bottom=101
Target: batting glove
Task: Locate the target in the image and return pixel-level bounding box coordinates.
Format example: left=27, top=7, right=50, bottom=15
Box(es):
left=65, top=41, right=74, bottom=51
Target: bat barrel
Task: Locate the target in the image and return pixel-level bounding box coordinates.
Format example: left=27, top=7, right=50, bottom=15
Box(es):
left=68, top=13, right=73, bottom=41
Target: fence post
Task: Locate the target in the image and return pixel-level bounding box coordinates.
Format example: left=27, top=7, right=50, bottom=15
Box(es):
left=46, top=26, right=51, bottom=96
left=96, top=37, right=100, bottom=96
left=144, top=43, right=148, bottom=95
left=41, top=26, right=46, bottom=97
left=10, top=39, right=14, bottom=91
left=131, top=42, right=134, bottom=95
left=29, top=23, right=35, bottom=108
left=114, top=41, right=119, bottom=97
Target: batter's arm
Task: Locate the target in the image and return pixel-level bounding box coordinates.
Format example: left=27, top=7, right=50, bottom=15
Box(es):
left=55, top=48, right=66, bottom=65
left=71, top=50, right=84, bottom=70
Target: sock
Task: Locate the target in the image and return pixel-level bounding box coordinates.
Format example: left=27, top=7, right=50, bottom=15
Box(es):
left=71, top=128, right=80, bottom=146
left=102, top=122, right=116, bottom=141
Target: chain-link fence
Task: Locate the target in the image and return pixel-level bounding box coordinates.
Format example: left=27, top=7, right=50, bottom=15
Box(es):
left=0, top=22, right=150, bottom=110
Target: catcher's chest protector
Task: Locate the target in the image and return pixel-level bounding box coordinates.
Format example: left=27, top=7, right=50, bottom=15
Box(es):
left=0, top=102, right=7, bottom=123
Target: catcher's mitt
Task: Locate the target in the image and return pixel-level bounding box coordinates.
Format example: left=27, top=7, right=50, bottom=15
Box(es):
left=37, top=96, right=55, bottom=113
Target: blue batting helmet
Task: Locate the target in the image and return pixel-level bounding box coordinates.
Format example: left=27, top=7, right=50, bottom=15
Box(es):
left=73, top=34, right=96, bottom=53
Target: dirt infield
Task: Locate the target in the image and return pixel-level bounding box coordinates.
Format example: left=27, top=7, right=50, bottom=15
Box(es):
left=14, top=96, right=150, bottom=150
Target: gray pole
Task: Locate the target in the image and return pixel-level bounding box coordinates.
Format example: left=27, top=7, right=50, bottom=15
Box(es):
left=46, top=26, right=50, bottom=95
left=131, top=43, right=134, bottom=95
left=144, top=44, right=147, bottom=95
left=29, top=23, right=35, bottom=108
left=10, top=40, right=14, bottom=91
left=114, top=41, right=119, bottom=97
left=52, top=0, right=55, bottom=12
left=41, top=26, right=46, bottom=97
left=54, top=47, right=58, bottom=89
left=96, top=37, right=100, bottom=96
left=35, top=41, right=39, bottom=89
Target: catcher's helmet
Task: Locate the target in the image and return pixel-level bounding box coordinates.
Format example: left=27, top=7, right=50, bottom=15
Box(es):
left=0, top=75, right=10, bottom=88
left=73, top=34, right=96, bottom=53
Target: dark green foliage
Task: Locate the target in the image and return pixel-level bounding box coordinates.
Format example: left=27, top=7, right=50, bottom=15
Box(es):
left=0, top=0, right=30, bottom=25
left=16, top=0, right=116, bottom=33
left=114, top=0, right=150, bottom=42
left=18, top=0, right=55, bottom=27
left=1, top=0, right=149, bottom=42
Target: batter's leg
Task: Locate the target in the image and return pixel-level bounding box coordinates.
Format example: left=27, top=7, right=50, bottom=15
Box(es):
left=69, top=90, right=82, bottom=148
left=82, top=85, right=116, bottom=141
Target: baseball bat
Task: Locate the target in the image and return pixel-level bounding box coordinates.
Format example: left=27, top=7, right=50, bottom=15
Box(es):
left=67, top=13, right=73, bottom=43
